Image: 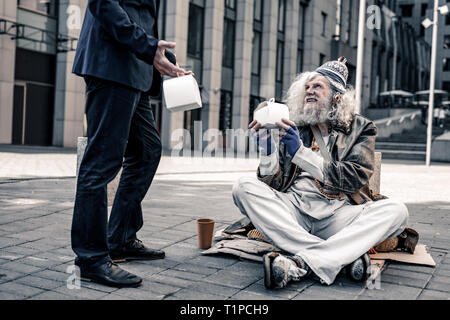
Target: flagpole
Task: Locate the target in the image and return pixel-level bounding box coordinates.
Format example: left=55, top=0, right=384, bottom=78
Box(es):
left=355, top=0, right=367, bottom=115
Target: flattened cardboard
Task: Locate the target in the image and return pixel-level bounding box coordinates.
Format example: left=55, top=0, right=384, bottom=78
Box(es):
left=369, top=244, right=435, bottom=267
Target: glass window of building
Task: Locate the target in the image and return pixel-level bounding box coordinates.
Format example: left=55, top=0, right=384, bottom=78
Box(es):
left=322, top=12, right=327, bottom=37
left=346, top=0, right=352, bottom=43
left=220, top=4, right=237, bottom=132
left=254, top=0, right=263, bottom=22
left=319, top=53, right=326, bottom=65
left=222, top=19, right=235, bottom=69
left=18, top=0, right=57, bottom=16
left=187, top=1, right=204, bottom=80
left=225, top=0, right=236, bottom=10
left=250, top=0, right=264, bottom=125
left=443, top=58, right=450, bottom=71
left=278, top=0, right=286, bottom=32
left=297, top=2, right=307, bottom=74
left=444, top=35, right=450, bottom=49
left=275, top=41, right=284, bottom=96
left=421, top=3, right=428, bottom=16
left=399, top=4, right=413, bottom=17
left=275, top=0, right=286, bottom=101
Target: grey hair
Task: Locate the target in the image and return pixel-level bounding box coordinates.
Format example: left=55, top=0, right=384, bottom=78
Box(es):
left=285, top=71, right=355, bottom=130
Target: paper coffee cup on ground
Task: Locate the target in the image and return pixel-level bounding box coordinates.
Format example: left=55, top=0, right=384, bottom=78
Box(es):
left=197, top=218, right=215, bottom=250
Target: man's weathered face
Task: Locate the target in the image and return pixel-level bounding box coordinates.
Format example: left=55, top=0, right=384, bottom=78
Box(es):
left=299, top=75, right=333, bottom=125
left=304, top=75, right=332, bottom=112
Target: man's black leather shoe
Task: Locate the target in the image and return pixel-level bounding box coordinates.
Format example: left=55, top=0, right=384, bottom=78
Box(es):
left=79, top=261, right=142, bottom=288
left=110, top=239, right=165, bottom=262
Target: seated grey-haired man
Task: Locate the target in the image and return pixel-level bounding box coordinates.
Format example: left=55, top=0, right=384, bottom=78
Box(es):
left=232, top=57, right=410, bottom=289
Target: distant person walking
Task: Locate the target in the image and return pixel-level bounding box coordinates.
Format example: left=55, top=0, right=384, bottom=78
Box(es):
left=434, top=107, right=440, bottom=126
left=421, top=105, right=427, bottom=125
left=439, top=106, right=446, bottom=128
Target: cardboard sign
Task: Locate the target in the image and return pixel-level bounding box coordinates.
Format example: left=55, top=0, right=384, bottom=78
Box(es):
left=370, top=244, right=436, bottom=267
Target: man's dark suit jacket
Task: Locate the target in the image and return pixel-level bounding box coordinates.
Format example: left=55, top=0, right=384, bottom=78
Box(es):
left=72, top=0, right=161, bottom=94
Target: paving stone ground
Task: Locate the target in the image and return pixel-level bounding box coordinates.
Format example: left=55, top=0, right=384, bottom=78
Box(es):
left=0, top=145, right=449, bottom=300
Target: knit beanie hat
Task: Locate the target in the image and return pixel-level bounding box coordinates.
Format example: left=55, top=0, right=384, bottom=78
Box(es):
left=315, top=56, right=348, bottom=94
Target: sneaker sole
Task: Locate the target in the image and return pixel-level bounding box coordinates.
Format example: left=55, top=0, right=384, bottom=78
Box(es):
left=263, top=252, right=279, bottom=289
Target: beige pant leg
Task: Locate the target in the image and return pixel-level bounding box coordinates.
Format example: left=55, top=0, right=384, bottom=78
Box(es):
left=296, top=199, right=409, bottom=285
left=232, top=176, right=320, bottom=248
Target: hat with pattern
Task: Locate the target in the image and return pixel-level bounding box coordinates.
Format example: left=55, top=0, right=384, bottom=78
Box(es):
left=315, top=57, right=348, bottom=94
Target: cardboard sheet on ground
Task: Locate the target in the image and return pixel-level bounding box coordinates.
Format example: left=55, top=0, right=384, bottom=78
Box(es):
left=369, top=244, right=435, bottom=267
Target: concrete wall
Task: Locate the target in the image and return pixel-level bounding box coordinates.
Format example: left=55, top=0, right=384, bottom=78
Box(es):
left=374, top=111, right=422, bottom=139
left=431, top=132, right=450, bottom=162
left=0, top=0, right=17, bottom=144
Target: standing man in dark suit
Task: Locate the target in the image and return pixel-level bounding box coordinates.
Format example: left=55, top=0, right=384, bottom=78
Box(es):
left=72, top=0, right=191, bottom=288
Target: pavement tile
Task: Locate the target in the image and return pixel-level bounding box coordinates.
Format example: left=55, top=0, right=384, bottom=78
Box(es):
left=15, top=275, right=64, bottom=290
left=426, top=279, right=450, bottom=292
left=119, top=262, right=167, bottom=278
left=158, top=268, right=209, bottom=281
left=418, top=289, right=450, bottom=300
left=358, top=282, right=422, bottom=300
left=231, top=291, right=285, bottom=300
left=131, top=257, right=179, bottom=270
left=1, top=245, right=41, bottom=257
left=188, top=255, right=240, bottom=269
left=75, top=281, right=119, bottom=294
left=28, top=291, right=79, bottom=300
left=0, top=268, right=27, bottom=284
left=0, top=260, right=44, bottom=274
left=387, top=263, right=436, bottom=274
left=161, top=243, right=203, bottom=262
left=111, top=287, right=165, bottom=300
left=148, top=229, right=194, bottom=243
left=0, top=291, right=26, bottom=299
left=225, top=260, right=264, bottom=277
left=435, top=268, right=450, bottom=277
left=292, top=292, right=338, bottom=300
left=242, top=283, right=299, bottom=299
left=186, top=281, right=241, bottom=298
left=54, top=285, right=109, bottom=300
left=148, top=273, right=198, bottom=289
left=375, top=274, right=429, bottom=289
left=297, top=283, right=362, bottom=300
left=202, top=269, right=261, bottom=289
left=0, top=281, right=44, bottom=298
left=169, top=288, right=225, bottom=300
left=33, top=269, right=70, bottom=282
left=172, top=262, right=219, bottom=276
left=100, top=293, right=134, bottom=300
left=0, top=237, right=29, bottom=249
left=14, top=256, right=65, bottom=269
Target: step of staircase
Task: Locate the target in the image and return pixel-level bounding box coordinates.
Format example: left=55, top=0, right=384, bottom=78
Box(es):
left=375, top=142, right=426, bottom=152
left=375, top=148, right=426, bottom=161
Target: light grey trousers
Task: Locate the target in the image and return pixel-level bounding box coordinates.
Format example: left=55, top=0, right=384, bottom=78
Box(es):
left=232, top=176, right=409, bottom=285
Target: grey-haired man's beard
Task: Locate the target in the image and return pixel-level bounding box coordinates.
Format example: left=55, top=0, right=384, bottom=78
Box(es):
left=298, top=99, right=332, bottom=126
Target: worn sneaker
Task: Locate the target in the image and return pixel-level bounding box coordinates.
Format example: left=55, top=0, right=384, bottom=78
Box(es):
left=346, top=253, right=371, bottom=282
left=263, top=252, right=309, bottom=289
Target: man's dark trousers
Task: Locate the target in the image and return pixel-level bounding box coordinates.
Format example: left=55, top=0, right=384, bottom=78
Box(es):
left=72, top=76, right=162, bottom=267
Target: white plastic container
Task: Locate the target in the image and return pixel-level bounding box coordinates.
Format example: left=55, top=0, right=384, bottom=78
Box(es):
left=253, top=98, right=290, bottom=128
left=163, top=74, right=202, bottom=112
